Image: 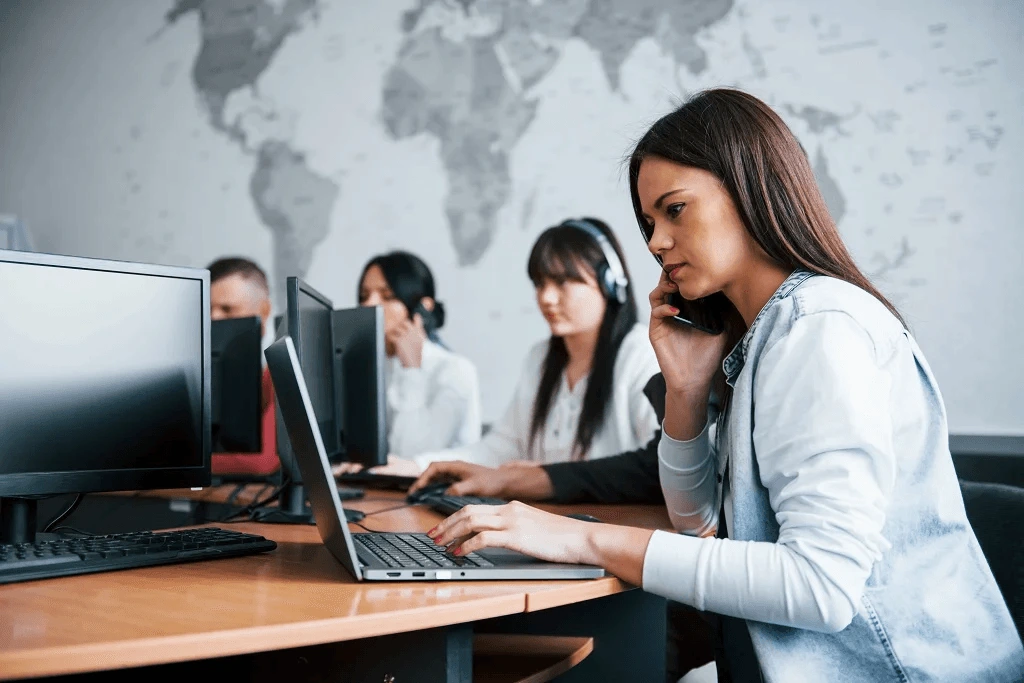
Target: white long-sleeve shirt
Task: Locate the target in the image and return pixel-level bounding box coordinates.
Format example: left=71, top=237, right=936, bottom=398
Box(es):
left=643, top=309, right=897, bottom=632
left=386, top=340, right=481, bottom=458
left=413, top=324, right=659, bottom=470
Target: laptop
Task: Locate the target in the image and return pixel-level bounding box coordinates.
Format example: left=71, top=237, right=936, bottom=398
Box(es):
left=265, top=336, right=605, bottom=581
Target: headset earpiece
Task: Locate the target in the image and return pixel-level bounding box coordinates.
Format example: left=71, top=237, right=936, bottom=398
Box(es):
left=562, top=219, right=629, bottom=304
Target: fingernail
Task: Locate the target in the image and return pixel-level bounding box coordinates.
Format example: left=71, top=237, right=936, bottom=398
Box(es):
left=427, top=526, right=437, bottom=536
left=670, top=307, right=680, bottom=314
left=452, top=547, right=463, bottom=556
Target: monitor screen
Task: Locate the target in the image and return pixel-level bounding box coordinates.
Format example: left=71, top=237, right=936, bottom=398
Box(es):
left=0, top=252, right=209, bottom=496
left=288, top=278, right=338, bottom=458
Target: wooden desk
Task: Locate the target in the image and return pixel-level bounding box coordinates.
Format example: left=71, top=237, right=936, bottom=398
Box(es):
left=1, top=489, right=671, bottom=682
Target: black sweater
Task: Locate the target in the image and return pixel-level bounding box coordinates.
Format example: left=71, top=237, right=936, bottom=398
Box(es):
left=542, top=373, right=665, bottom=505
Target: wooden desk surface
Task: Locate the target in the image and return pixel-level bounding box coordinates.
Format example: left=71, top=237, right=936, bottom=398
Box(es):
left=0, top=488, right=670, bottom=680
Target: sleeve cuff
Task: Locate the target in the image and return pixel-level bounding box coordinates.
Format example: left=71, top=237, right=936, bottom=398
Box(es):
left=641, top=529, right=704, bottom=606
left=540, top=462, right=577, bottom=503
left=658, top=419, right=711, bottom=470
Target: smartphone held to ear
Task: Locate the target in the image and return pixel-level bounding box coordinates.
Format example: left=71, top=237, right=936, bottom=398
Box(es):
left=666, top=291, right=729, bottom=335
left=413, top=302, right=436, bottom=334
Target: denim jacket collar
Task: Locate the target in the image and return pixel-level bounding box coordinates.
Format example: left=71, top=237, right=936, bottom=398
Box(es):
left=722, top=269, right=816, bottom=387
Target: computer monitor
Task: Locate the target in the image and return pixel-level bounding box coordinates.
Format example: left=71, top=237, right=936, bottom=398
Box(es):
left=332, top=306, right=388, bottom=468
left=290, top=280, right=340, bottom=457
left=211, top=317, right=262, bottom=453
left=257, top=277, right=339, bottom=523
left=0, top=249, right=210, bottom=544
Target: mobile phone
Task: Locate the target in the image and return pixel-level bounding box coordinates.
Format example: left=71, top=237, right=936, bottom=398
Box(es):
left=412, top=301, right=436, bottom=334
left=666, top=291, right=729, bottom=335
left=639, top=222, right=729, bottom=334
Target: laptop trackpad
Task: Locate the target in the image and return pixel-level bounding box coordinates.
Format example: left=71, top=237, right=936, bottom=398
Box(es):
left=476, top=547, right=553, bottom=566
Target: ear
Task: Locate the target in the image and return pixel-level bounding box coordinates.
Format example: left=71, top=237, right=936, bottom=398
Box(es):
left=258, top=298, right=272, bottom=328
left=419, top=297, right=435, bottom=313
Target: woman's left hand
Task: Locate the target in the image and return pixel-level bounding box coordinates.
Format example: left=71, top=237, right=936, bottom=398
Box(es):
left=427, top=501, right=597, bottom=564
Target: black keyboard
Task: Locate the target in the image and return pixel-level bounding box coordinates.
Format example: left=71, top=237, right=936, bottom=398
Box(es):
left=354, top=532, right=493, bottom=569
left=337, top=472, right=418, bottom=491
left=0, top=527, right=277, bottom=585
left=425, top=495, right=507, bottom=516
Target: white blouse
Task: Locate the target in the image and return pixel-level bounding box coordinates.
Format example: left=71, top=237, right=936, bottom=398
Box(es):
left=412, top=324, right=660, bottom=470
left=386, top=340, right=482, bottom=458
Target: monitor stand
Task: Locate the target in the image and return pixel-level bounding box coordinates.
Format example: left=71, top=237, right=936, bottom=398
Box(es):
left=250, top=482, right=363, bottom=525
left=1, top=496, right=48, bottom=545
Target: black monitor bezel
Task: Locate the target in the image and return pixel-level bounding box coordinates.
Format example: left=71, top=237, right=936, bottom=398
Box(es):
left=282, top=277, right=339, bottom=481
left=0, top=248, right=212, bottom=497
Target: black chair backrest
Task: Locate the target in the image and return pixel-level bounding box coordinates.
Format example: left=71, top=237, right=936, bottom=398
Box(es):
left=959, top=479, right=1024, bottom=640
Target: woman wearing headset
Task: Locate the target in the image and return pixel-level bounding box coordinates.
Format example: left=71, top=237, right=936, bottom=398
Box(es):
left=379, top=218, right=660, bottom=474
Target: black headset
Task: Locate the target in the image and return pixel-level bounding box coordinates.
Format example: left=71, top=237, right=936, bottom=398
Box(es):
left=561, top=219, right=629, bottom=305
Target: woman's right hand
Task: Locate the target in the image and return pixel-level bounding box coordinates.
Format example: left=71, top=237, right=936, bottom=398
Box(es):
left=408, top=460, right=555, bottom=500
left=649, top=271, right=730, bottom=439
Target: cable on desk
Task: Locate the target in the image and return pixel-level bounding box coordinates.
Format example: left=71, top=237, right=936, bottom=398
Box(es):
left=219, top=479, right=290, bottom=523
left=224, top=484, right=247, bottom=507
left=42, top=494, right=84, bottom=533
left=51, top=525, right=95, bottom=537
left=347, top=502, right=421, bottom=533
left=361, top=502, right=417, bottom=519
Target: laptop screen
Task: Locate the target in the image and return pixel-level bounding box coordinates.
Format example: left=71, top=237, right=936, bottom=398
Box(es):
left=264, top=336, right=364, bottom=580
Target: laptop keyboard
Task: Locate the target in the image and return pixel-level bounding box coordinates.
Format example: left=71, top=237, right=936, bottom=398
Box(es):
left=354, top=533, right=494, bottom=569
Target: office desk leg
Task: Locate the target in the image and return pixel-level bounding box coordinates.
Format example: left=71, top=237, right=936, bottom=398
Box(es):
left=476, top=589, right=667, bottom=683
left=44, top=625, right=473, bottom=683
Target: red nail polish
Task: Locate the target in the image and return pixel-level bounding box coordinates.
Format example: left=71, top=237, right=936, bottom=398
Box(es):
left=453, top=547, right=462, bottom=556
left=427, top=526, right=437, bottom=536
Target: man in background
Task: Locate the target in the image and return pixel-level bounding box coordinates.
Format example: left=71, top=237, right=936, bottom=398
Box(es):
left=209, top=257, right=279, bottom=476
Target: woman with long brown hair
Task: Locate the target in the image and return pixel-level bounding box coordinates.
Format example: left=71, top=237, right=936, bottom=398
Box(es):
left=414, top=89, right=1024, bottom=681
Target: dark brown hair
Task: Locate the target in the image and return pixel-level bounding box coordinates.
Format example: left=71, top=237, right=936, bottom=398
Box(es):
left=628, top=88, right=904, bottom=327
left=207, top=256, right=269, bottom=295
left=358, top=251, right=447, bottom=344
left=526, top=218, right=639, bottom=460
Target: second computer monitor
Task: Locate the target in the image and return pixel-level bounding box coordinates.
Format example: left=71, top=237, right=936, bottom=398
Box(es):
left=332, top=306, right=388, bottom=468
left=211, top=316, right=263, bottom=453
left=284, top=278, right=340, bottom=466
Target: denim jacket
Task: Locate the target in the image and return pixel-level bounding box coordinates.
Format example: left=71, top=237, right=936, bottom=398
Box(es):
left=643, top=270, right=1024, bottom=681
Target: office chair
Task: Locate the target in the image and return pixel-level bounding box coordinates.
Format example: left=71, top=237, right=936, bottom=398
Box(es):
left=959, top=479, right=1024, bottom=639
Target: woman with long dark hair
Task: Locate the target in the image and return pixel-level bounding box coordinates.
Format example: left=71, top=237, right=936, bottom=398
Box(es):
left=416, top=90, right=1024, bottom=681
left=351, top=251, right=482, bottom=462
left=395, top=218, right=659, bottom=473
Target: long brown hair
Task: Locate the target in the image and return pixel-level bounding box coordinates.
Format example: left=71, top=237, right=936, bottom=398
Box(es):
left=627, top=88, right=905, bottom=327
